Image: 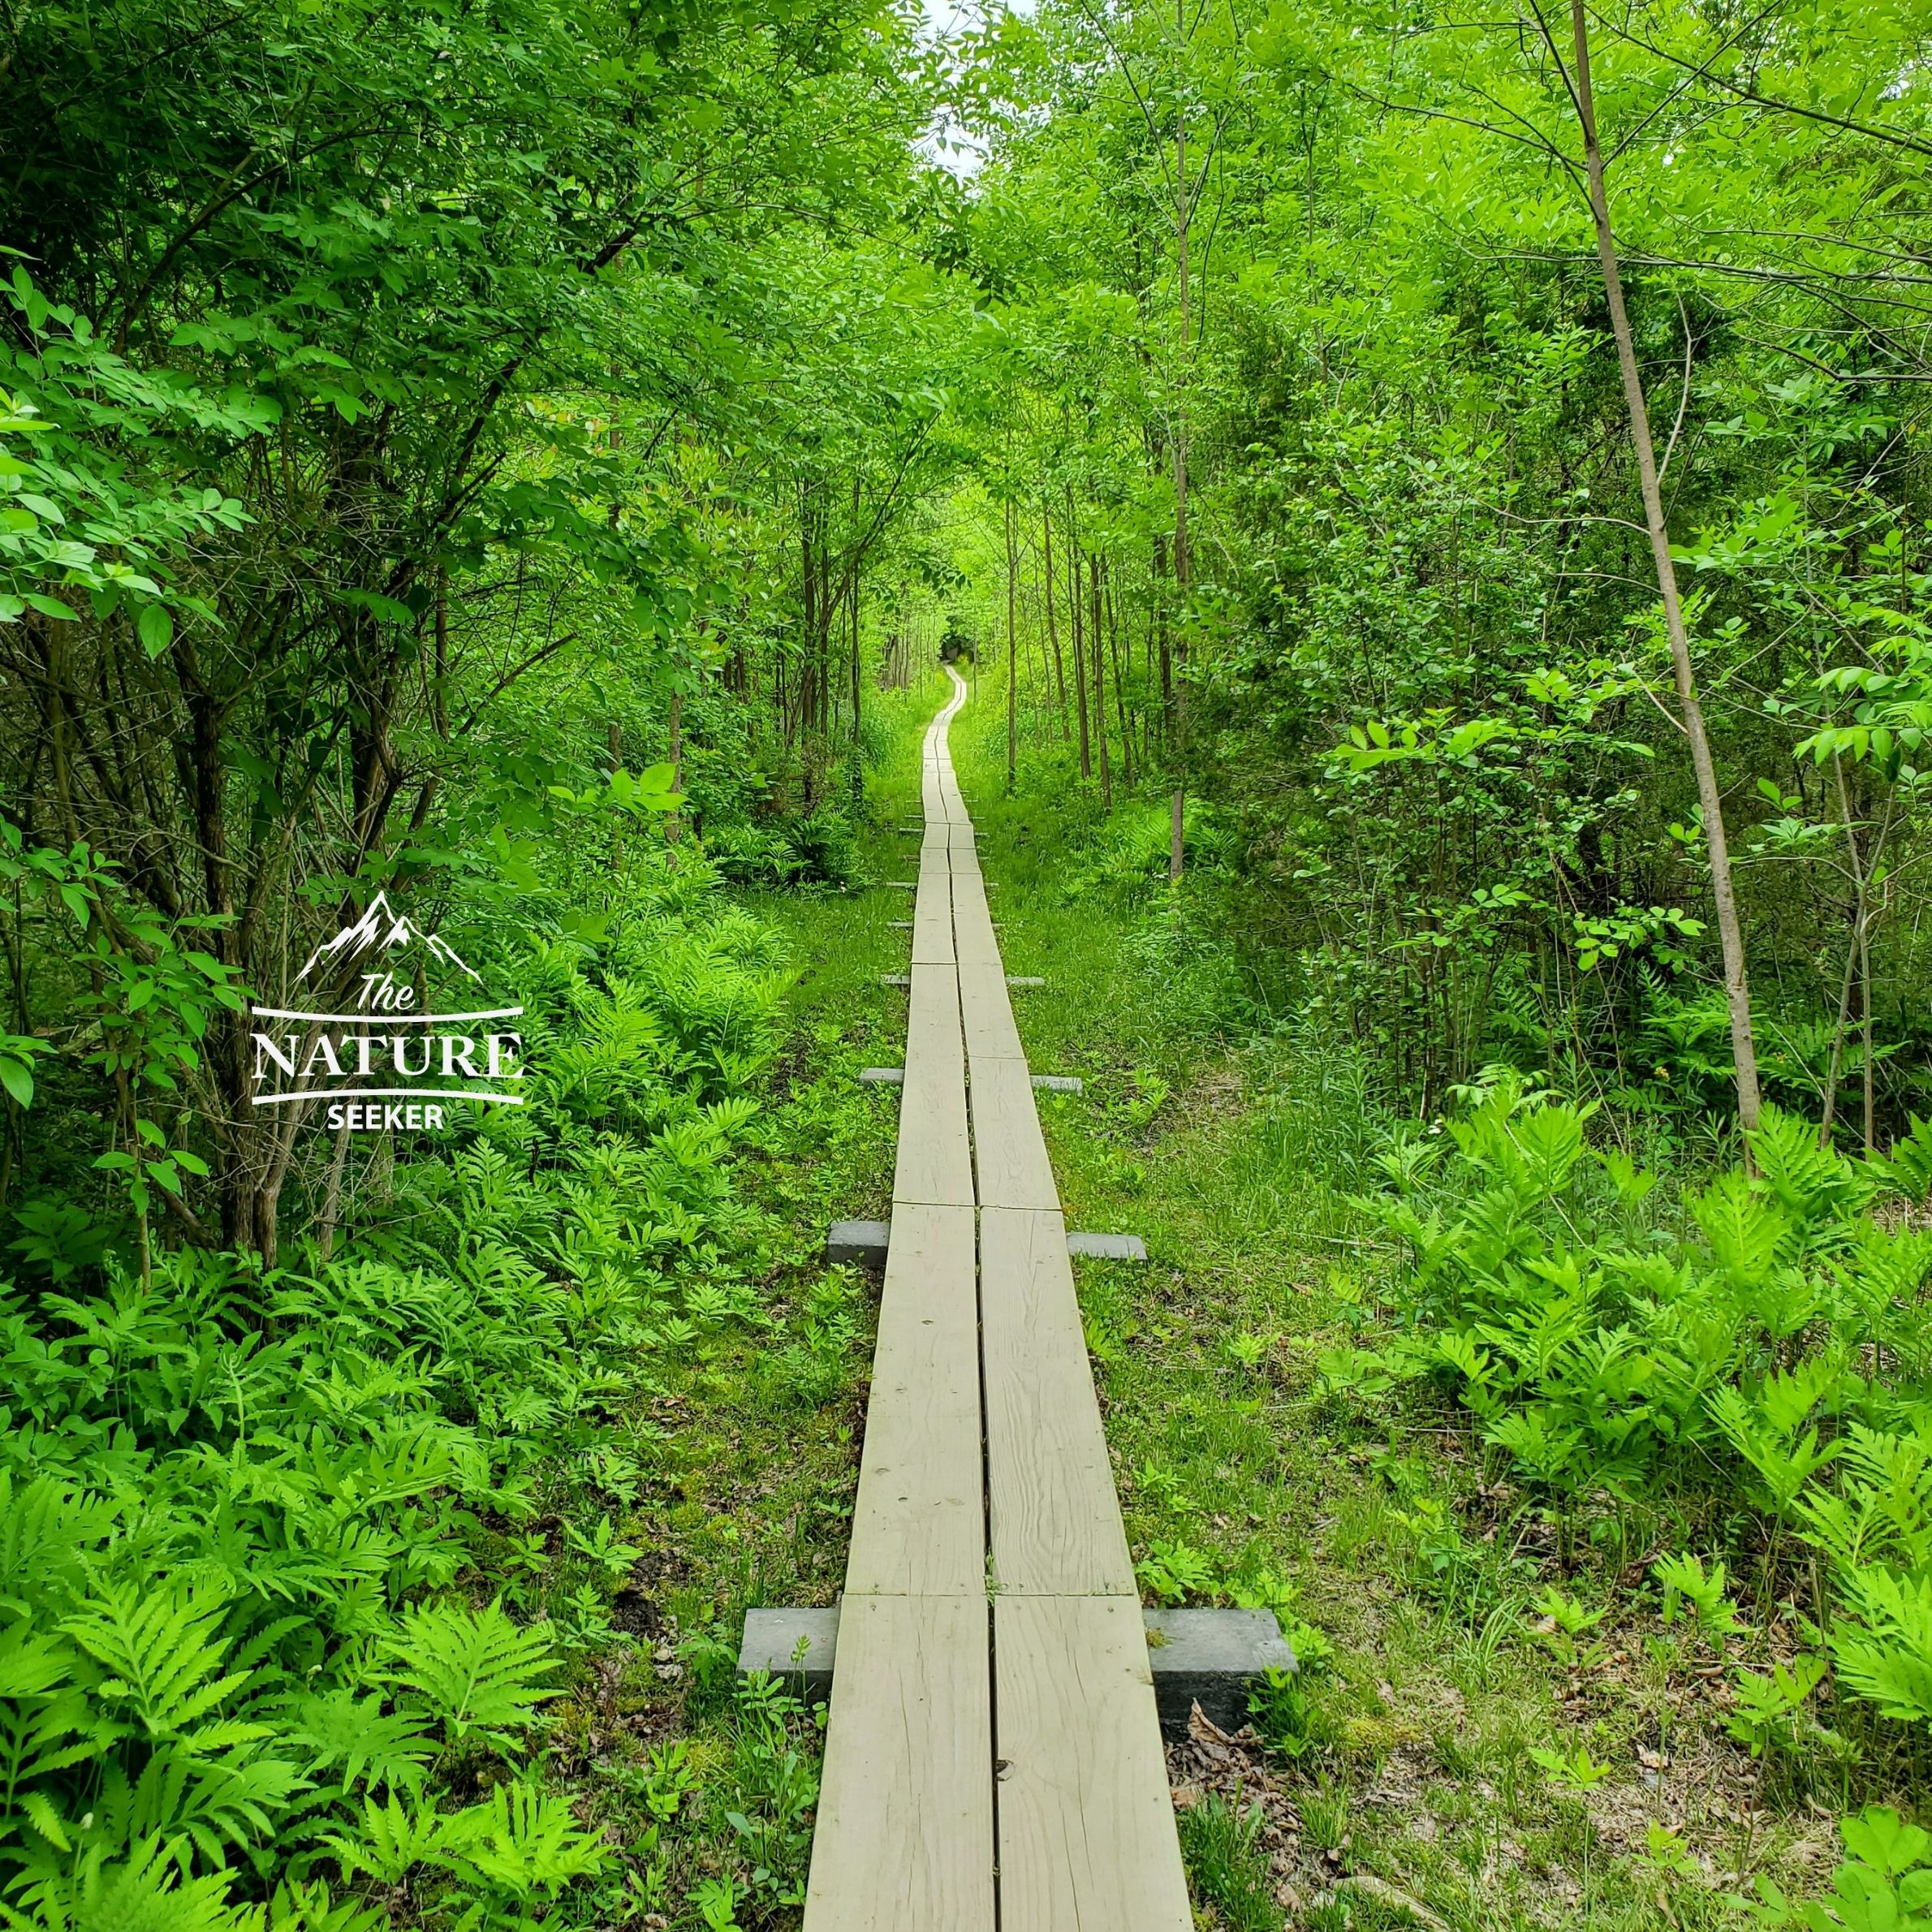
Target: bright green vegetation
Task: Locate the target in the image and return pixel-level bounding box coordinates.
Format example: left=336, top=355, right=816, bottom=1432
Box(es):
left=946, top=675, right=1932, bottom=1928
left=8, top=0, right=1932, bottom=1923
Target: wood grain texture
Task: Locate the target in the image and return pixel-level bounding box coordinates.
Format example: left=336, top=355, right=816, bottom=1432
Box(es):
left=981, top=1206, right=1136, bottom=1595
left=912, top=872, right=955, bottom=964
left=949, top=873, right=1002, bottom=969
left=844, top=1203, right=984, bottom=1594
left=957, top=959, right=1024, bottom=1061
left=803, top=1593, right=996, bottom=1932
left=968, top=1054, right=1059, bottom=1212
left=893, top=964, right=973, bottom=1208
left=994, top=1594, right=1192, bottom=1932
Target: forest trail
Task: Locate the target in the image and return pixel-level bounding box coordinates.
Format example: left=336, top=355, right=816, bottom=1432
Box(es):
left=804, top=666, right=1190, bottom=1931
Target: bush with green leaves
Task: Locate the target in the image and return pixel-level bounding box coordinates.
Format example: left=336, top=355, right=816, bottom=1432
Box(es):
left=1336, top=1072, right=1932, bottom=1742
left=0, top=869, right=788, bottom=1928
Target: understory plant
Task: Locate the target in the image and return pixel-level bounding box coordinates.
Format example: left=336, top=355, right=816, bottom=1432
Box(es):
left=0, top=861, right=791, bottom=1928
left=1333, top=1071, right=1932, bottom=1758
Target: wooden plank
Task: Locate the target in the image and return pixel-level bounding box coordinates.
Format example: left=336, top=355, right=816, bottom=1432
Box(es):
left=980, top=1206, right=1136, bottom=1595
left=912, top=873, right=955, bottom=964
left=843, top=1203, right=984, bottom=1595
left=893, top=964, right=973, bottom=1207
left=949, top=873, right=1002, bottom=968
left=968, top=1054, right=1059, bottom=1211
left=958, top=957, right=1024, bottom=1061
left=804, top=1593, right=996, bottom=1932
left=994, top=1594, right=1192, bottom=1932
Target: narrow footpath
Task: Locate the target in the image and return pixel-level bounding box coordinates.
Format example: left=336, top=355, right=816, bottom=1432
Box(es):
left=804, top=667, right=1192, bottom=1930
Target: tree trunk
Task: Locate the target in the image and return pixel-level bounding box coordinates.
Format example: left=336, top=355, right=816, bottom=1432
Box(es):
left=1091, top=553, right=1111, bottom=809
left=1171, top=51, right=1191, bottom=882
left=1569, top=0, right=1760, bottom=1130
left=1006, top=494, right=1019, bottom=792
left=1043, top=504, right=1069, bottom=739
left=1068, top=501, right=1091, bottom=780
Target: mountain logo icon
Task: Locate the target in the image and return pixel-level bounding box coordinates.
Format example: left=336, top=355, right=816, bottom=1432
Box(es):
left=248, top=890, right=524, bottom=1134
left=295, top=890, right=483, bottom=986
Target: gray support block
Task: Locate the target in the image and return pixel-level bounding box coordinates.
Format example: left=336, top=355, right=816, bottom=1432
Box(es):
left=886, top=881, right=916, bottom=892
left=737, top=1604, right=1291, bottom=1737
left=1033, top=1075, right=1083, bottom=1093
left=858, top=1067, right=904, bottom=1086
left=739, top=1606, right=839, bottom=1704
left=879, top=973, right=911, bottom=989
left=830, top=1219, right=1136, bottom=1268
left=1144, top=1608, right=1297, bottom=1739
left=1006, top=975, right=1046, bottom=989
left=1067, top=1231, right=1147, bottom=1262
left=887, top=920, right=912, bottom=929
left=826, top=1220, right=891, bottom=1270
left=896, top=825, right=921, bottom=834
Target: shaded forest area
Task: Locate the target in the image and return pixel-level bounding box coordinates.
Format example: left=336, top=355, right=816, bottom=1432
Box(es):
left=3, top=0, right=1932, bottom=1925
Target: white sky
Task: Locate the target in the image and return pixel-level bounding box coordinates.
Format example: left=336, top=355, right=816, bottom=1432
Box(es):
left=916, top=0, right=1036, bottom=175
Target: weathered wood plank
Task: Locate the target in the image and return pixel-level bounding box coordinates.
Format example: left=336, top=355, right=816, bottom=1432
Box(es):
left=893, top=964, right=973, bottom=1208
left=949, top=873, right=1003, bottom=968
left=993, top=1594, right=1192, bottom=1932
left=968, top=1054, right=1059, bottom=1212
left=843, top=1202, right=984, bottom=1595
left=911, top=872, right=955, bottom=964
left=957, top=957, right=1024, bottom=1061
left=803, top=1593, right=996, bottom=1932
left=980, top=1205, right=1136, bottom=1595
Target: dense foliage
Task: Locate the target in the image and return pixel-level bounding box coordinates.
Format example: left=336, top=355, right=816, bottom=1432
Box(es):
left=11, top=0, right=1932, bottom=1920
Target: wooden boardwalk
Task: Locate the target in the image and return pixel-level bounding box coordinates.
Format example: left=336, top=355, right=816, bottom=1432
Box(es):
left=804, top=668, right=1191, bottom=1931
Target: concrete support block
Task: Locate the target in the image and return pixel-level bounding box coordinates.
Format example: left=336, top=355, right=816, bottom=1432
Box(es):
left=1006, top=975, right=1046, bottom=989
left=826, top=1220, right=891, bottom=1270
left=862, top=1067, right=1072, bottom=1093
left=738, top=1606, right=839, bottom=1703
left=1067, top=1231, right=1147, bottom=1261
left=886, top=881, right=916, bottom=892
left=830, top=1220, right=1138, bottom=1268
left=736, top=1604, right=1292, bottom=1738
left=879, top=973, right=911, bottom=989
left=1143, top=1608, right=1297, bottom=1739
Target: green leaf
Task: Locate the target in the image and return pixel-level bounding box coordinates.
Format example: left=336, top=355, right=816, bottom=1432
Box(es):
left=137, top=604, right=175, bottom=657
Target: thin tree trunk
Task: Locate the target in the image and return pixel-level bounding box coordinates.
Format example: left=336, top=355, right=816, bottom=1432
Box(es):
left=1092, top=553, right=1111, bottom=809
left=1569, top=0, right=1760, bottom=1129
left=666, top=688, right=684, bottom=843
left=1171, top=55, right=1191, bottom=882
left=1105, top=556, right=1133, bottom=787
left=316, top=1119, right=351, bottom=1263
left=1068, top=499, right=1091, bottom=781
left=1043, top=504, right=1069, bottom=738
left=1006, top=491, right=1019, bottom=791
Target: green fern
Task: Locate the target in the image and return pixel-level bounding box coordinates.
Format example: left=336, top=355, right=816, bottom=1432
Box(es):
left=58, top=1585, right=256, bottom=1749
left=383, top=1599, right=560, bottom=1748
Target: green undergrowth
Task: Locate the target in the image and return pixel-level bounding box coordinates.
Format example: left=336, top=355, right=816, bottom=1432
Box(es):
left=946, top=661, right=1930, bottom=1931
left=0, top=692, right=952, bottom=1932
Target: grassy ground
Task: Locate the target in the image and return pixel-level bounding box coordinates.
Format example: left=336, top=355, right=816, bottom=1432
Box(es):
left=937, top=663, right=1841, bottom=1932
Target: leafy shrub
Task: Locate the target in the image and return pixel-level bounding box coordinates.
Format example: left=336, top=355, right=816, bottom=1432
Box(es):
left=0, top=873, right=787, bottom=1926
left=1338, top=1072, right=1932, bottom=1740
